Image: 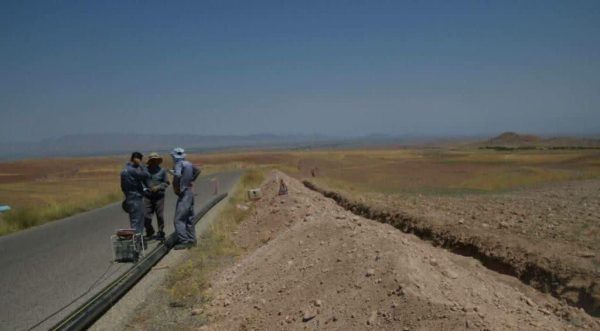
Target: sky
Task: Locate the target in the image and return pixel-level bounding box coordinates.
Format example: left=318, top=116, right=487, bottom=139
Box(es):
left=1, top=1, right=599, bottom=142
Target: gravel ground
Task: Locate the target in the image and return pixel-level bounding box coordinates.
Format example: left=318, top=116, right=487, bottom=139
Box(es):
left=200, top=171, right=597, bottom=330
left=363, top=179, right=600, bottom=254
left=336, top=179, right=600, bottom=315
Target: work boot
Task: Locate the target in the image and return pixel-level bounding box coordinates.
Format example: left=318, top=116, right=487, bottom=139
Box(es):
left=173, top=242, right=195, bottom=250
left=155, top=231, right=166, bottom=241
left=173, top=242, right=189, bottom=250
left=144, top=230, right=155, bottom=241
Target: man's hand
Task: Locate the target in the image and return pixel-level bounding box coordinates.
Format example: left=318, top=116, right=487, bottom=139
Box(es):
left=151, top=186, right=159, bottom=192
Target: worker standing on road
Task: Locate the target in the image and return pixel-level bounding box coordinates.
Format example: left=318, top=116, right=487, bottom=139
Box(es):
left=143, top=152, right=170, bottom=241
left=120, top=152, right=150, bottom=234
left=170, top=147, right=201, bottom=250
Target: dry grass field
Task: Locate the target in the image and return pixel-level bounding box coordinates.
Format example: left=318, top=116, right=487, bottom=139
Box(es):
left=196, top=148, right=600, bottom=195
left=0, top=156, right=126, bottom=235
left=1, top=147, right=598, bottom=236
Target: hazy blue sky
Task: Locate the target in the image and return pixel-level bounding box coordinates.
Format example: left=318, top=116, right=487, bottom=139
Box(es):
left=1, top=1, right=599, bottom=142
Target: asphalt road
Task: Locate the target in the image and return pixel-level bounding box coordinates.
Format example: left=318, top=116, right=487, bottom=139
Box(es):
left=0, top=171, right=241, bottom=331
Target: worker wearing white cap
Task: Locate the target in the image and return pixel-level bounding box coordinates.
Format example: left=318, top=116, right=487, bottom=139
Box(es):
left=170, top=147, right=201, bottom=249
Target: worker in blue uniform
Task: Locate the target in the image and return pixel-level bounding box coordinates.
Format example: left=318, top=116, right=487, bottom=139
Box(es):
left=143, top=152, right=170, bottom=241
left=170, top=147, right=201, bottom=249
left=120, top=152, right=150, bottom=234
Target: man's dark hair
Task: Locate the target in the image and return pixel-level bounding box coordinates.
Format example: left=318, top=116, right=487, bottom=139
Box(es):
left=130, top=152, right=143, bottom=161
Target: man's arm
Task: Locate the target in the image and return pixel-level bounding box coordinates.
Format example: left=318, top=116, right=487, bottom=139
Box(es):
left=126, top=165, right=149, bottom=181
left=141, top=166, right=151, bottom=191
left=157, top=169, right=170, bottom=191
left=172, top=163, right=182, bottom=195
left=179, top=163, right=194, bottom=191
left=120, top=171, right=127, bottom=194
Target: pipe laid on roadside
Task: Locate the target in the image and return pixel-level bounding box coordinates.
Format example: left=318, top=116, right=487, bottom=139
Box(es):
left=50, top=192, right=228, bottom=331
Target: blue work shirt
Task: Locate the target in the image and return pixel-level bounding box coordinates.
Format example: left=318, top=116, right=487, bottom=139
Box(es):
left=172, top=159, right=197, bottom=194
left=120, top=162, right=150, bottom=197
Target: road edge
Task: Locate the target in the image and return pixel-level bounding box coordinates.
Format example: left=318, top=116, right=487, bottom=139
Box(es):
left=89, top=194, right=233, bottom=331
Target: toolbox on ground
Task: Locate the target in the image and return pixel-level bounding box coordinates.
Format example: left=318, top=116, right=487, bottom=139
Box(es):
left=111, top=229, right=145, bottom=263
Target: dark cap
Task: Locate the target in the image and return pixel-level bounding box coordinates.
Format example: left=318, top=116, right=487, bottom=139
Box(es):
left=130, top=152, right=143, bottom=161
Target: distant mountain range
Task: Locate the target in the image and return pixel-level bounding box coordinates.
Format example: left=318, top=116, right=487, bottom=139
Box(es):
left=0, top=133, right=341, bottom=160
left=2, top=132, right=598, bottom=160
left=2, top=132, right=486, bottom=160
left=483, top=132, right=600, bottom=148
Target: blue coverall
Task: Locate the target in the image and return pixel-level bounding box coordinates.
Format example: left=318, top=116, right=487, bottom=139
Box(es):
left=172, top=159, right=197, bottom=244
left=144, top=165, right=169, bottom=237
left=120, top=162, right=150, bottom=234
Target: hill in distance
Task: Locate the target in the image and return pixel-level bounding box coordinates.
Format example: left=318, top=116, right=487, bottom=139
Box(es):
left=0, top=133, right=341, bottom=160
left=2, top=131, right=598, bottom=160
left=484, top=132, right=600, bottom=148
left=0, top=133, right=432, bottom=160
left=487, top=132, right=541, bottom=145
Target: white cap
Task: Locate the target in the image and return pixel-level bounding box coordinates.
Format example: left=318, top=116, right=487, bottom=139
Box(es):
left=170, top=147, right=186, bottom=159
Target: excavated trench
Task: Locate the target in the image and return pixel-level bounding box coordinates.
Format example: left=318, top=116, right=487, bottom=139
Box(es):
left=303, top=180, right=599, bottom=318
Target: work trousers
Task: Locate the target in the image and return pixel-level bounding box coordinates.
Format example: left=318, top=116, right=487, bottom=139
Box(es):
left=125, top=194, right=145, bottom=234
left=144, top=195, right=165, bottom=236
left=174, top=190, right=196, bottom=244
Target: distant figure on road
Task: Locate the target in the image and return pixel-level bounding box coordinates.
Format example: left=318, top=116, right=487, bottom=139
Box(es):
left=170, top=147, right=201, bottom=250
left=143, top=152, right=170, bottom=241
left=120, top=152, right=150, bottom=234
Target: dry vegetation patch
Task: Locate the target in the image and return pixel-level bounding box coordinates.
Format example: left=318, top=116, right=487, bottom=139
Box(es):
left=196, top=148, right=600, bottom=195
left=1, top=147, right=597, bottom=237
left=0, top=156, right=124, bottom=235
left=128, top=169, right=264, bottom=330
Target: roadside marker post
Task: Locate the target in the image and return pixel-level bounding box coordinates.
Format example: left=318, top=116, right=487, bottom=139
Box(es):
left=211, top=178, right=220, bottom=195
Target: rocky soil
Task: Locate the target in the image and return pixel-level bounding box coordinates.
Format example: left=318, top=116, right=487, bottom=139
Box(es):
left=311, top=179, right=600, bottom=316
left=359, top=180, right=599, bottom=254
left=200, top=171, right=597, bottom=330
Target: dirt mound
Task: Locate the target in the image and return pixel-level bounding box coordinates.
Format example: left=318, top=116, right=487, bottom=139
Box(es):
left=304, top=180, right=600, bottom=318
left=202, top=171, right=597, bottom=330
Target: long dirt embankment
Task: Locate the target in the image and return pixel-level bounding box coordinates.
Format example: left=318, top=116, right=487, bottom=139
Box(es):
left=303, top=181, right=599, bottom=318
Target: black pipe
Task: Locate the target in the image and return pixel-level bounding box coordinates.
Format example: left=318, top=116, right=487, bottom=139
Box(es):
left=51, top=192, right=228, bottom=331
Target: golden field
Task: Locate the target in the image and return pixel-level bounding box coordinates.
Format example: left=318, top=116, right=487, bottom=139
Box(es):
left=196, top=148, right=600, bottom=194
left=1, top=147, right=599, bottom=235
left=0, top=157, right=124, bottom=234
